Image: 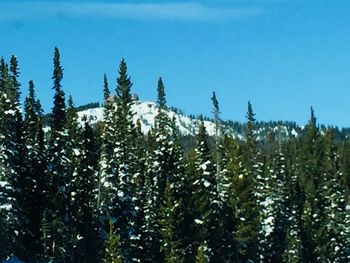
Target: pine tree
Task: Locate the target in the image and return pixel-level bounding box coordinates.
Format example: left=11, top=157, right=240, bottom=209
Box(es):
left=316, top=129, right=350, bottom=262
left=195, top=242, right=210, bottom=263
left=15, top=80, right=46, bottom=262
left=211, top=92, right=221, bottom=187
left=211, top=94, right=235, bottom=262
left=143, top=78, right=172, bottom=262
left=0, top=56, right=23, bottom=260
left=45, top=47, right=71, bottom=261
left=143, top=143, right=162, bottom=262
left=298, top=107, right=324, bottom=263
left=283, top=138, right=304, bottom=263
left=98, top=73, right=116, bottom=218
left=159, top=116, right=190, bottom=263
left=103, top=220, right=122, bottom=263
left=235, top=101, right=261, bottom=263
left=99, top=59, right=139, bottom=262
left=130, top=120, right=146, bottom=261
left=192, top=120, right=223, bottom=262
left=71, top=121, right=100, bottom=263
left=260, top=148, right=289, bottom=262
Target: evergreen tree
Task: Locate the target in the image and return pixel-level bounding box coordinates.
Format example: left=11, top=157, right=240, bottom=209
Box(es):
left=130, top=120, right=146, bottom=261
left=45, top=47, right=71, bottom=261
left=143, top=142, right=162, bottom=262
left=143, top=78, right=172, bottom=262
left=298, top=107, right=324, bottom=263
left=99, top=59, right=139, bottom=262
left=159, top=116, right=190, bottom=263
left=103, top=220, right=122, bottom=263
left=259, top=148, right=289, bottom=262
left=71, top=121, right=100, bottom=263
left=16, top=81, right=46, bottom=262
left=283, top=138, right=304, bottom=263
left=195, top=242, right=210, bottom=263
left=0, top=56, right=23, bottom=260
left=98, top=73, right=116, bottom=217
left=211, top=92, right=221, bottom=187
left=103, top=74, right=111, bottom=102
left=316, top=129, right=350, bottom=262
left=235, top=101, right=261, bottom=263
left=211, top=93, right=235, bottom=262
left=192, top=120, right=223, bottom=262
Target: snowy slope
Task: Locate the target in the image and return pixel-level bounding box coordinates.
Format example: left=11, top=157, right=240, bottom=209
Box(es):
left=76, top=100, right=303, bottom=141
left=77, top=101, right=217, bottom=136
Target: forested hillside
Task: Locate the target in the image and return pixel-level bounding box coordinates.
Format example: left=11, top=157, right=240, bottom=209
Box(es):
left=1, top=48, right=350, bottom=263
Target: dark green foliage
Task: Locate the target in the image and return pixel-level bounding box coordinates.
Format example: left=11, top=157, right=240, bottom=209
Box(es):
left=0, top=55, right=23, bottom=261
left=71, top=121, right=100, bottom=263
left=192, top=121, right=225, bottom=262
left=16, top=81, right=46, bottom=262
left=234, top=102, right=261, bottom=263
left=45, top=47, right=71, bottom=261
left=1, top=52, right=350, bottom=263
left=103, top=74, right=110, bottom=102
left=103, top=220, right=122, bottom=263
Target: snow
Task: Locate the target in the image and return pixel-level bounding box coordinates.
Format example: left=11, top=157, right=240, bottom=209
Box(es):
left=195, top=218, right=203, bottom=224
left=75, top=101, right=218, bottom=136
left=203, top=180, right=211, bottom=188
left=4, top=109, right=16, bottom=116
left=73, top=148, right=80, bottom=156
left=0, top=204, right=12, bottom=210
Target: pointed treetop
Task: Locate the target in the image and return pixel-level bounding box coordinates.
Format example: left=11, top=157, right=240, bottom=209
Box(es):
left=309, top=106, right=316, bottom=128
left=68, top=95, right=74, bottom=109
left=246, top=100, right=255, bottom=123
left=197, top=117, right=207, bottom=140
left=52, top=47, right=63, bottom=92
left=103, top=73, right=110, bottom=102
left=0, top=57, right=8, bottom=80
left=28, top=80, right=35, bottom=99
left=211, top=91, right=219, bottom=115
left=116, top=58, right=132, bottom=102
left=25, top=80, right=36, bottom=111
left=10, top=55, right=19, bottom=78
left=246, top=101, right=256, bottom=152
left=157, top=77, right=166, bottom=109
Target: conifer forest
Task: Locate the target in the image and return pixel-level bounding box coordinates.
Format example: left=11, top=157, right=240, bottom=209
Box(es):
left=2, top=48, right=350, bottom=263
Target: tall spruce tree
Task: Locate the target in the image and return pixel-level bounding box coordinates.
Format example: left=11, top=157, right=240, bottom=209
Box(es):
left=259, top=148, right=289, bottom=262
left=45, top=47, right=72, bottom=261
left=211, top=93, right=235, bottom=262
left=98, top=73, right=116, bottom=218
left=0, top=56, right=23, bottom=260
left=71, top=121, right=100, bottom=263
left=99, top=59, right=139, bottom=262
left=0, top=57, right=15, bottom=261
left=192, top=120, right=224, bottom=262
left=235, top=101, right=261, bottom=263
left=144, top=78, right=172, bottom=262
left=16, top=81, right=46, bottom=262
left=158, top=104, right=190, bottom=262
left=298, top=107, right=324, bottom=263
left=316, top=129, right=350, bottom=262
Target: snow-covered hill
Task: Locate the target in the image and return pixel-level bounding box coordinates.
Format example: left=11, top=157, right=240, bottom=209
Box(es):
left=76, top=100, right=304, bottom=141
left=77, top=100, right=218, bottom=136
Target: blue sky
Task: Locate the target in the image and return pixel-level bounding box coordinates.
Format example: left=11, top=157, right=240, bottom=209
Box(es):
left=1, top=0, right=350, bottom=126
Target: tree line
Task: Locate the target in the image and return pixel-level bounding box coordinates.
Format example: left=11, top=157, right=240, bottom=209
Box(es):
left=1, top=47, right=350, bottom=263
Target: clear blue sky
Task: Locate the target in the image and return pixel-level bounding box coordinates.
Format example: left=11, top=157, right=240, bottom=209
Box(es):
left=1, top=0, right=350, bottom=126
